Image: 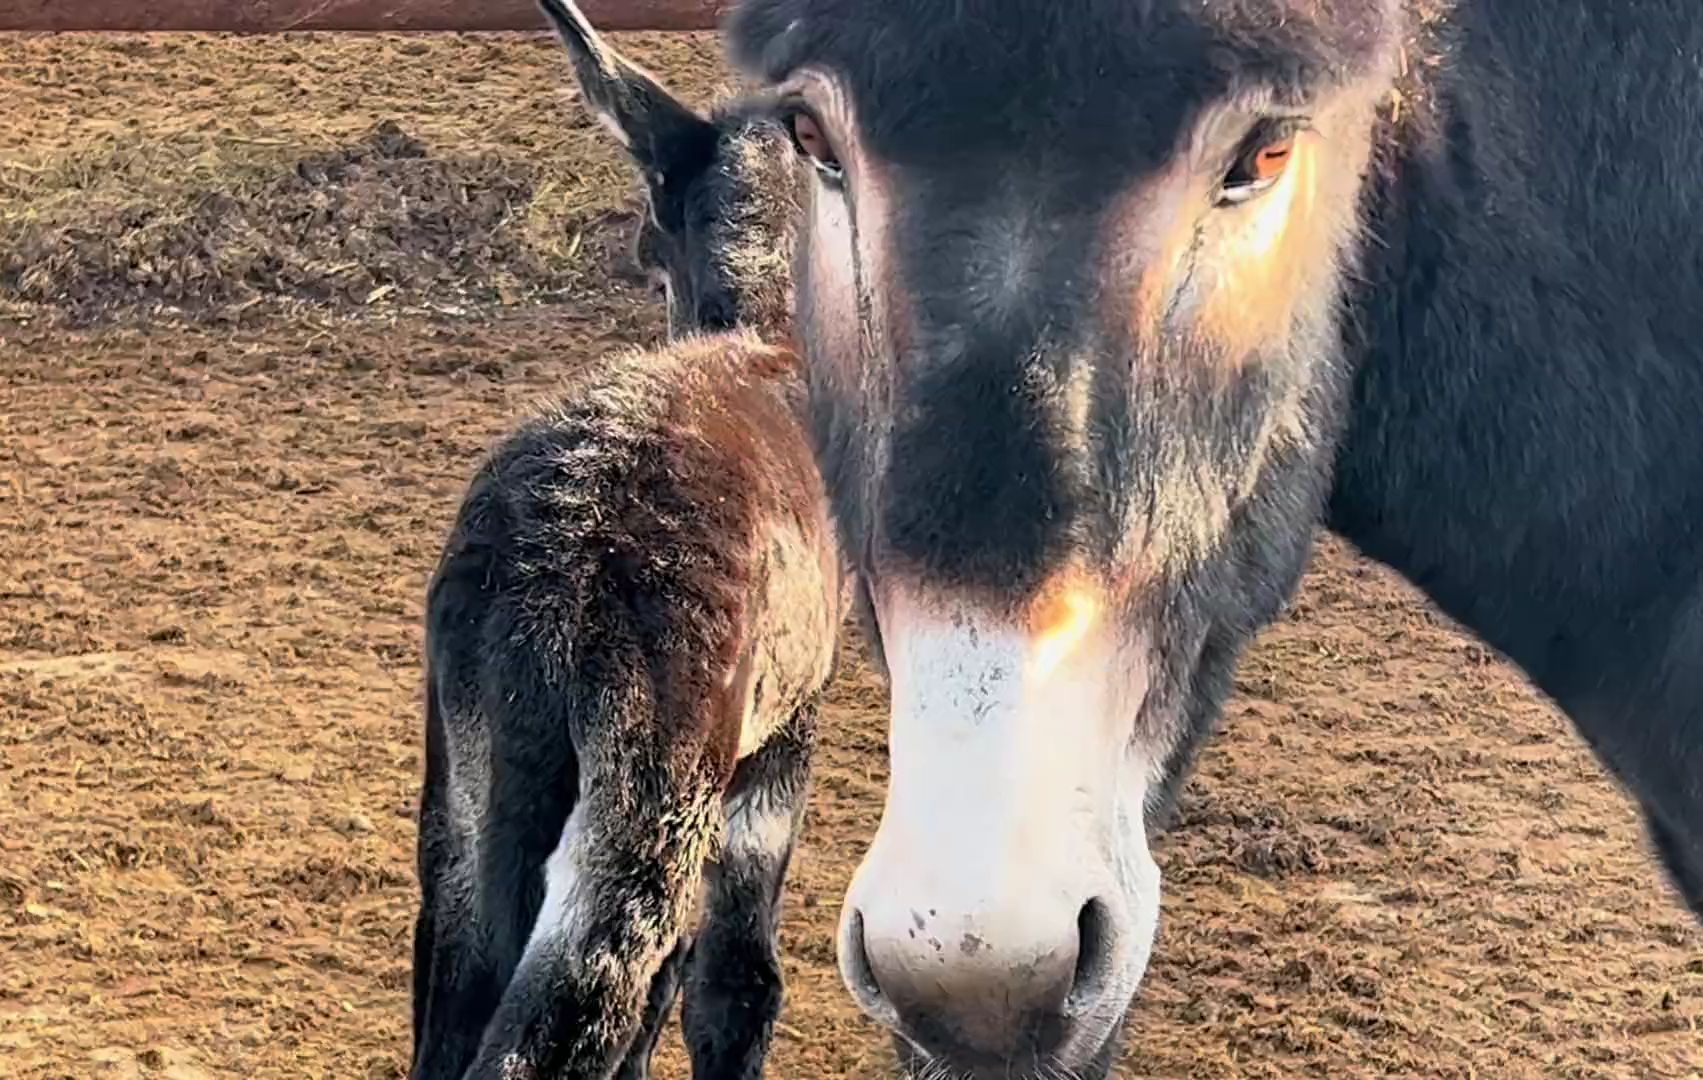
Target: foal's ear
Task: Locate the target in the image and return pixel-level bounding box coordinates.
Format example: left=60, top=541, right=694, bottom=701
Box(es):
left=538, top=0, right=719, bottom=186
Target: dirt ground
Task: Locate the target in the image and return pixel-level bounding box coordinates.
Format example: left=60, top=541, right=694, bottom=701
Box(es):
left=1, top=29, right=1698, bottom=1080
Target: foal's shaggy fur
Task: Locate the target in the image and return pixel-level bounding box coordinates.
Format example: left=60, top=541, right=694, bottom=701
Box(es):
left=408, top=4, right=838, bottom=1078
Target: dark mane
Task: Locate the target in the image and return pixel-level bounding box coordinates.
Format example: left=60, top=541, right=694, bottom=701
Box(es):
left=693, top=105, right=803, bottom=337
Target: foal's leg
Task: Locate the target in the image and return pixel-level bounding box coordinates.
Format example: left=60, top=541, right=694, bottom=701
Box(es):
left=612, top=935, right=691, bottom=1080
left=682, top=701, right=817, bottom=1080
left=410, top=685, right=576, bottom=1080
left=1570, top=718, right=1703, bottom=917
left=410, top=681, right=452, bottom=1051
left=411, top=540, right=579, bottom=1080
left=1610, top=728, right=1703, bottom=916
left=462, top=751, right=724, bottom=1080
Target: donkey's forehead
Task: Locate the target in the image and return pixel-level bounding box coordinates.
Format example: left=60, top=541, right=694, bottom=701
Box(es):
left=732, top=0, right=1400, bottom=160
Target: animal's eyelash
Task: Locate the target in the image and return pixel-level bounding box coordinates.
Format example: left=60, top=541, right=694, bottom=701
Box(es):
left=772, top=98, right=820, bottom=140
left=1243, top=114, right=1312, bottom=149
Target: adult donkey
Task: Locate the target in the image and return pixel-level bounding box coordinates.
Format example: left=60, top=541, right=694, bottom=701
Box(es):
left=727, top=0, right=1703, bottom=1075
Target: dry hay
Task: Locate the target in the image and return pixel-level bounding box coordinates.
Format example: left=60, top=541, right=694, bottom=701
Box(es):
left=3, top=119, right=609, bottom=324
left=0, top=30, right=736, bottom=328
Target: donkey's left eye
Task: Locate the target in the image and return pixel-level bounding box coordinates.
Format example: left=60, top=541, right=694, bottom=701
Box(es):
left=786, top=111, right=844, bottom=182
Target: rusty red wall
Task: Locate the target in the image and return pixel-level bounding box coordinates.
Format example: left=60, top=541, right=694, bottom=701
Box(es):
left=0, top=0, right=730, bottom=33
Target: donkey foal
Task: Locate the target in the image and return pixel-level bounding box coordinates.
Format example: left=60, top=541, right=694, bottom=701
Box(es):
left=409, top=4, right=836, bottom=1078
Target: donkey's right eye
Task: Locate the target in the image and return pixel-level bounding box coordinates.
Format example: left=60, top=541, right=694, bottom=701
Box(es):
left=1217, top=118, right=1306, bottom=207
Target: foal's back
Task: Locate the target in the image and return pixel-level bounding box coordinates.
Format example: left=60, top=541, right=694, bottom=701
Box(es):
left=447, top=330, right=835, bottom=763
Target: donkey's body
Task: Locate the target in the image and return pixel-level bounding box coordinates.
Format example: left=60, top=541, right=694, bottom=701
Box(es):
left=409, top=4, right=837, bottom=1077
left=1329, top=1, right=1703, bottom=905
left=725, top=0, right=1703, bottom=1075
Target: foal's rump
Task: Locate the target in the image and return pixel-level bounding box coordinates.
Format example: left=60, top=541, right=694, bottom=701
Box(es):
left=410, top=332, right=839, bottom=1079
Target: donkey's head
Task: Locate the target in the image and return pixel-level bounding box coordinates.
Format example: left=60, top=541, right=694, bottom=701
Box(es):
left=540, top=0, right=799, bottom=339
left=730, top=0, right=1406, bottom=1073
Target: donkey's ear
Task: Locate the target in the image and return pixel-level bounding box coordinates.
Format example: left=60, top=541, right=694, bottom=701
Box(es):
left=538, top=0, right=718, bottom=185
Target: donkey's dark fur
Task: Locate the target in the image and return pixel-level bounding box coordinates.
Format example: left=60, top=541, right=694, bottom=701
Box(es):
left=408, top=5, right=837, bottom=1078
left=1332, top=1, right=1703, bottom=911
left=729, top=0, right=1703, bottom=1074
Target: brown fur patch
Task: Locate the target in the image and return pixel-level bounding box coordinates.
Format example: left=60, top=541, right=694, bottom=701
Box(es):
left=1025, top=567, right=1104, bottom=638
left=520, top=325, right=836, bottom=787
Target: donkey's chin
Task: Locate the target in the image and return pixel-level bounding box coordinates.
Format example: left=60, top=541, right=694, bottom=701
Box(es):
left=890, top=1016, right=1128, bottom=1080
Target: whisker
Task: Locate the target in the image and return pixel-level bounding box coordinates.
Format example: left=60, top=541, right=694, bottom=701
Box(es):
left=1044, top=1055, right=1085, bottom=1080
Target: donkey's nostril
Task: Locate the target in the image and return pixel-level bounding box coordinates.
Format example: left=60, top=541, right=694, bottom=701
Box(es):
left=842, top=909, right=886, bottom=1005
left=1068, top=897, right=1118, bottom=1012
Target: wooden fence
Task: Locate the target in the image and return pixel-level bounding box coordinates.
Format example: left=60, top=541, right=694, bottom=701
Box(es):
left=0, top=0, right=729, bottom=33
